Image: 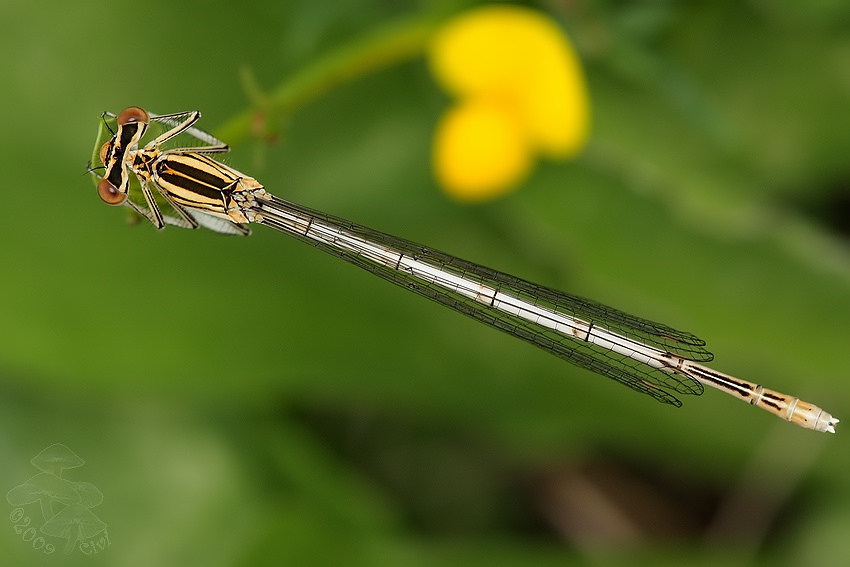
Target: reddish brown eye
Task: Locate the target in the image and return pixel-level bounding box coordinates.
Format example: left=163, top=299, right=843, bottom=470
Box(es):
left=97, top=178, right=127, bottom=205
left=117, top=106, right=149, bottom=127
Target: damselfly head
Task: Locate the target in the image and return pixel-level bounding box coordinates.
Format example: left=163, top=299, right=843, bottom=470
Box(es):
left=95, top=107, right=150, bottom=206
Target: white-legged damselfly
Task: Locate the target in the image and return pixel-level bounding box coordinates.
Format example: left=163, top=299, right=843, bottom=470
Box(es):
left=90, top=107, right=839, bottom=433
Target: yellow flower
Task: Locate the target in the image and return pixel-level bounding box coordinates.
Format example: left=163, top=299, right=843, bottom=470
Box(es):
left=428, top=5, right=591, bottom=201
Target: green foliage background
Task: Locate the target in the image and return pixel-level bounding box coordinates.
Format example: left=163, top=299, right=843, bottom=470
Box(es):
left=1, top=0, right=849, bottom=565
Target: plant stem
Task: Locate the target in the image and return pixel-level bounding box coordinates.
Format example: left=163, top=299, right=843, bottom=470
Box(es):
left=214, top=12, right=439, bottom=146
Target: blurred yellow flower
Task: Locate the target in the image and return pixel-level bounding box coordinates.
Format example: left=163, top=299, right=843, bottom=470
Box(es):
left=428, top=5, right=590, bottom=201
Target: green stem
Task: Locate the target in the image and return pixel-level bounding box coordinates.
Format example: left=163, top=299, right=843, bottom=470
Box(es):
left=213, top=12, right=440, bottom=146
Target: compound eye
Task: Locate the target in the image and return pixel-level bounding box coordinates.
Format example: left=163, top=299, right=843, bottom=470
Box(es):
left=97, top=177, right=127, bottom=205
left=117, top=106, right=150, bottom=126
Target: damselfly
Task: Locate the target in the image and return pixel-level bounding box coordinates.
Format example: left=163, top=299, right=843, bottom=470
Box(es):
left=90, top=107, right=838, bottom=433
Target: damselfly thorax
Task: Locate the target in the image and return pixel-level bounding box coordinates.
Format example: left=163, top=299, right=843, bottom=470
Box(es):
left=95, top=106, right=266, bottom=235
